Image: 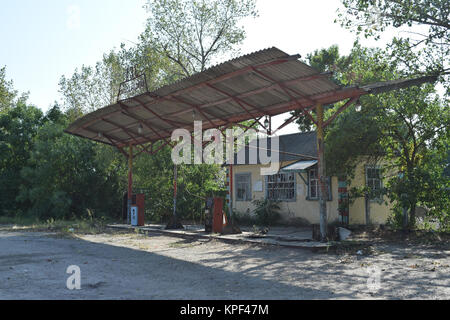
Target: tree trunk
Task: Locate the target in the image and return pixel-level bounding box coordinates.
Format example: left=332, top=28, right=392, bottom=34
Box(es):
left=409, top=203, right=417, bottom=229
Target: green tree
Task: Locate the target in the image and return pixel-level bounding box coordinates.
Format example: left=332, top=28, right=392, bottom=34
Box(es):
left=298, top=43, right=450, bottom=226
left=57, top=1, right=256, bottom=223
left=292, top=45, right=353, bottom=131
left=17, top=112, right=125, bottom=220
left=0, top=102, right=44, bottom=216
left=59, top=44, right=175, bottom=115
left=0, top=67, right=18, bottom=111
left=337, top=0, right=449, bottom=49
left=337, top=0, right=449, bottom=93
left=305, top=44, right=449, bottom=229
left=141, top=0, right=258, bottom=77
left=132, top=142, right=224, bottom=223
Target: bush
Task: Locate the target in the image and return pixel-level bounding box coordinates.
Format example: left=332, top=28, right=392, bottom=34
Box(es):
left=252, top=199, right=280, bottom=226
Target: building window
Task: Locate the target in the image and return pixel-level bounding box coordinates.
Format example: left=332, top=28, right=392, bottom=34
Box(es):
left=235, top=173, right=252, bottom=201
left=307, top=168, right=332, bottom=201
left=366, top=166, right=382, bottom=200
left=266, top=172, right=296, bottom=201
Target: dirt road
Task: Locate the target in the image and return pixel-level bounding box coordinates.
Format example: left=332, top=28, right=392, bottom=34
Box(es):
left=1, top=230, right=449, bottom=300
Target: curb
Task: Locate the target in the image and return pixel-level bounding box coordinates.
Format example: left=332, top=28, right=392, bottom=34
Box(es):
left=106, top=224, right=335, bottom=250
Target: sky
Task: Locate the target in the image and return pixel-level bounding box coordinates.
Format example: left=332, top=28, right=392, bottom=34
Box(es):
left=1, top=0, right=401, bottom=135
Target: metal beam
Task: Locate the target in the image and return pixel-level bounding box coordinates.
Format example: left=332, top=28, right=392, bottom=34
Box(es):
left=323, top=96, right=360, bottom=128
left=251, top=68, right=318, bottom=125
left=74, top=55, right=301, bottom=133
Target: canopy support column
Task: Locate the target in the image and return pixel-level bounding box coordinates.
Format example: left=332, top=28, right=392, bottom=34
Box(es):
left=173, top=164, right=178, bottom=220
left=228, top=164, right=233, bottom=218
left=166, top=164, right=184, bottom=230
left=316, top=104, right=328, bottom=241
left=127, top=144, right=133, bottom=224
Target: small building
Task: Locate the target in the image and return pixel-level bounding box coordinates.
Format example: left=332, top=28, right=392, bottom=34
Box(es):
left=230, top=131, right=392, bottom=225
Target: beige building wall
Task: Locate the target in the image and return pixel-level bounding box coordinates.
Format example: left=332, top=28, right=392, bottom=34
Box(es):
left=232, top=162, right=340, bottom=225
left=348, top=161, right=394, bottom=225
left=232, top=160, right=393, bottom=225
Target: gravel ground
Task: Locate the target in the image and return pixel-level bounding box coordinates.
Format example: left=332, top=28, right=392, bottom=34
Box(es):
left=0, top=229, right=449, bottom=300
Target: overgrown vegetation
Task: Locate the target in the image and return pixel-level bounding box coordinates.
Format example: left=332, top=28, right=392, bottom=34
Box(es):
left=293, top=42, right=449, bottom=231
left=252, top=199, right=281, bottom=226
left=1, top=0, right=448, bottom=233
left=1, top=0, right=258, bottom=224
left=0, top=215, right=112, bottom=235
left=331, top=0, right=450, bottom=230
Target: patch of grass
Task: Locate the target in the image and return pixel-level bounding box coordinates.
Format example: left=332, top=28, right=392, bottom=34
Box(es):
left=168, top=239, right=200, bottom=249
left=313, top=239, right=375, bottom=255
left=349, top=225, right=450, bottom=246
left=0, top=216, right=114, bottom=235
left=0, top=216, right=40, bottom=227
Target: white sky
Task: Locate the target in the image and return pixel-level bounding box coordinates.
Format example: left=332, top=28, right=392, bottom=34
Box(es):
left=1, top=0, right=408, bottom=135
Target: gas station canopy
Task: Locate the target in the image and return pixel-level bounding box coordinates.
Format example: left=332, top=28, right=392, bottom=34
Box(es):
left=65, top=47, right=437, bottom=150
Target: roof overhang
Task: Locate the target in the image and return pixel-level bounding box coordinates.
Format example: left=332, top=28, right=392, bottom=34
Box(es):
left=64, top=47, right=438, bottom=150
left=281, top=160, right=318, bottom=172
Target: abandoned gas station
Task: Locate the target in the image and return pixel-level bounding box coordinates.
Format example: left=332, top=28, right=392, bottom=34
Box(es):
left=65, top=47, right=437, bottom=241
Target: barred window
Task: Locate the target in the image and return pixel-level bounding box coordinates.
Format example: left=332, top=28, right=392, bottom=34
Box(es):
left=266, top=172, right=296, bottom=201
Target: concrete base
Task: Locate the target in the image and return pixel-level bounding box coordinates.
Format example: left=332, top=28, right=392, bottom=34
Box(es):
left=107, top=224, right=333, bottom=249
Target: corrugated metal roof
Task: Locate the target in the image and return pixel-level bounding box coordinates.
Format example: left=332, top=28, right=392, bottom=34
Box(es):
left=64, top=47, right=342, bottom=148
left=64, top=47, right=438, bottom=149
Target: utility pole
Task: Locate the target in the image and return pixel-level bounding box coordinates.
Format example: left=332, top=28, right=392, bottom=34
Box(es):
left=316, top=104, right=328, bottom=241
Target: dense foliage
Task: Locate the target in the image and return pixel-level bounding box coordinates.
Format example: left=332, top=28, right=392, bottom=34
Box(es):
left=295, top=43, right=449, bottom=229
left=252, top=199, right=281, bottom=226
left=1, top=0, right=448, bottom=230
left=1, top=0, right=258, bottom=223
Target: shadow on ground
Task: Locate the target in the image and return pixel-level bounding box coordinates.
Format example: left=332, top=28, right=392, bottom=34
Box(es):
left=0, top=230, right=448, bottom=300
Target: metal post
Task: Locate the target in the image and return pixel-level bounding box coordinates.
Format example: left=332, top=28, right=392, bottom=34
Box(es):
left=228, top=164, right=233, bottom=219
left=127, top=144, right=133, bottom=225
left=173, top=164, right=178, bottom=219
left=268, top=116, right=272, bottom=135
left=316, top=104, right=328, bottom=241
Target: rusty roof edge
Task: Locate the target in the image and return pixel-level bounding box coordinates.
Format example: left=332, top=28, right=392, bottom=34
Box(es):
left=361, top=75, right=439, bottom=95
left=65, top=47, right=303, bottom=133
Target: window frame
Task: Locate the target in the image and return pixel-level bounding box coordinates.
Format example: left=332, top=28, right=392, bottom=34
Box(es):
left=235, top=172, right=252, bottom=202
left=306, top=167, right=332, bottom=201
left=365, top=165, right=383, bottom=202
left=265, top=172, right=297, bottom=202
